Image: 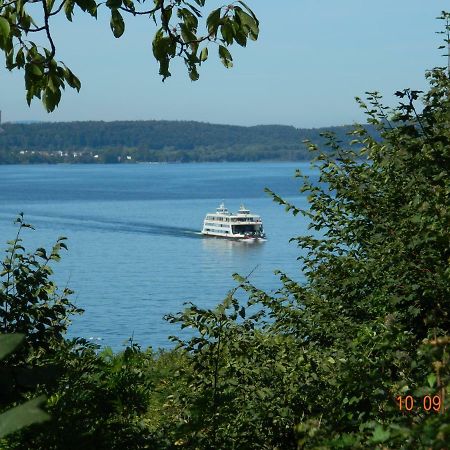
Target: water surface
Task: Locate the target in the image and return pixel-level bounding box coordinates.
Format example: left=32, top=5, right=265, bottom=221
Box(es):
left=0, top=162, right=317, bottom=349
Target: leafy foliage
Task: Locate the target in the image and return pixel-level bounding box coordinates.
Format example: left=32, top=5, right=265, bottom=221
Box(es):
left=165, top=292, right=302, bottom=449
left=0, top=213, right=83, bottom=362
left=0, top=334, right=50, bottom=440
left=9, top=342, right=156, bottom=450
left=163, top=15, right=450, bottom=448
left=0, top=0, right=258, bottom=111
left=0, top=216, right=81, bottom=448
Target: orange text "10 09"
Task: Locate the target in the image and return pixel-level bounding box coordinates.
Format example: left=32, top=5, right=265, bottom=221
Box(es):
left=396, top=395, right=443, bottom=412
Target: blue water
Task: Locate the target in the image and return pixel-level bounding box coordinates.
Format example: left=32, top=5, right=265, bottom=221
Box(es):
left=0, top=163, right=317, bottom=350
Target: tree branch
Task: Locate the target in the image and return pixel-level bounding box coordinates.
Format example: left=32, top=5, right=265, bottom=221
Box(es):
left=41, top=0, right=55, bottom=62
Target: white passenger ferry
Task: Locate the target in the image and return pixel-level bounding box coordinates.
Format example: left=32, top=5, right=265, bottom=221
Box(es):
left=201, top=203, right=266, bottom=240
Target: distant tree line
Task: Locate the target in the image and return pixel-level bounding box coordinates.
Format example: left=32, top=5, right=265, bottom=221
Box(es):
left=0, top=121, right=375, bottom=164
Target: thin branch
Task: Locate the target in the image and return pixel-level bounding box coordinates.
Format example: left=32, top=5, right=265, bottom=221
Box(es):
left=119, top=5, right=160, bottom=15
left=15, top=24, right=47, bottom=32
left=407, top=91, right=429, bottom=138
left=119, top=0, right=163, bottom=16
left=0, top=0, right=21, bottom=9
left=446, top=15, right=450, bottom=77
left=41, top=0, right=55, bottom=62
left=3, top=220, right=25, bottom=331
left=49, top=0, right=67, bottom=17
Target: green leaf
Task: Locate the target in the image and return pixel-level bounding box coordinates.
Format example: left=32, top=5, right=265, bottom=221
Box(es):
left=64, top=0, right=75, bottom=21
left=220, top=22, right=234, bottom=45
left=29, top=63, right=43, bottom=77
left=0, top=334, right=24, bottom=360
left=62, top=66, right=81, bottom=91
left=0, top=396, right=50, bottom=438
left=43, top=86, right=62, bottom=111
left=237, top=0, right=258, bottom=21
left=236, top=9, right=259, bottom=39
left=218, top=45, right=233, bottom=68
left=46, top=0, right=56, bottom=12
left=74, top=0, right=97, bottom=15
left=152, top=29, right=176, bottom=80
left=106, top=0, right=122, bottom=8
left=199, top=47, right=208, bottom=62
left=122, top=0, right=134, bottom=11
left=206, top=8, right=221, bottom=35
left=233, top=27, right=247, bottom=47
left=179, top=7, right=198, bottom=31
left=372, top=425, right=390, bottom=443
left=110, top=10, right=125, bottom=38
left=15, top=48, right=25, bottom=67
left=0, top=17, right=11, bottom=39
left=427, top=372, right=437, bottom=388
left=180, top=23, right=197, bottom=44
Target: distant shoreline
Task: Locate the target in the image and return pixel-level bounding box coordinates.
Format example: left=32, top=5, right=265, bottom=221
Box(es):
left=0, top=120, right=374, bottom=165
left=0, top=159, right=314, bottom=166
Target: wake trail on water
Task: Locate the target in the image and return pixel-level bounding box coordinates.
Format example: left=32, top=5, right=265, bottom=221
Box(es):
left=0, top=211, right=201, bottom=239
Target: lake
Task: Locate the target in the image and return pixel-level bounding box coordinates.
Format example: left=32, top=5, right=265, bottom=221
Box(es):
left=0, top=162, right=318, bottom=350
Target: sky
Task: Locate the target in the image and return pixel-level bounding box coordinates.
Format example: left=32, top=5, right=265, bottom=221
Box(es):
left=0, top=1, right=447, bottom=127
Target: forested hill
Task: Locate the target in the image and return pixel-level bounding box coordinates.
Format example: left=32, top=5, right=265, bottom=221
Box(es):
left=0, top=120, right=369, bottom=163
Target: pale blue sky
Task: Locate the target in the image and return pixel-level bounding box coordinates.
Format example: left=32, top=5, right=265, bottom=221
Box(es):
left=1, top=1, right=447, bottom=127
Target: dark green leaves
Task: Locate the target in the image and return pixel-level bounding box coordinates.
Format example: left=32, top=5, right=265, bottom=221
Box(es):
left=22, top=55, right=81, bottom=112
left=178, top=7, right=198, bottom=31
left=152, top=28, right=175, bottom=80
left=0, top=334, right=24, bottom=360
left=150, top=2, right=259, bottom=81
left=106, top=0, right=122, bottom=9
left=0, top=334, right=50, bottom=439
left=42, top=87, right=61, bottom=114
left=206, top=5, right=259, bottom=51
left=0, top=16, right=11, bottom=39
left=206, top=8, right=221, bottom=36
left=0, top=217, right=83, bottom=358
left=0, top=396, right=50, bottom=439
left=110, top=10, right=125, bottom=38
left=61, top=64, right=81, bottom=91
left=0, top=0, right=259, bottom=111
left=200, top=47, right=208, bottom=62
left=235, top=7, right=259, bottom=40
left=220, top=21, right=234, bottom=45
left=74, top=0, right=97, bottom=16
left=218, top=45, right=233, bottom=68
left=180, top=22, right=197, bottom=44
left=64, top=0, right=75, bottom=21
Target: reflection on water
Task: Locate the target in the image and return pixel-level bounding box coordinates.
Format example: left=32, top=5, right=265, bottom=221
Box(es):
left=201, top=235, right=265, bottom=257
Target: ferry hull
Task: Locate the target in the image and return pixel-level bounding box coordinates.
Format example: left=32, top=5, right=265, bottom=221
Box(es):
left=201, top=232, right=266, bottom=241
